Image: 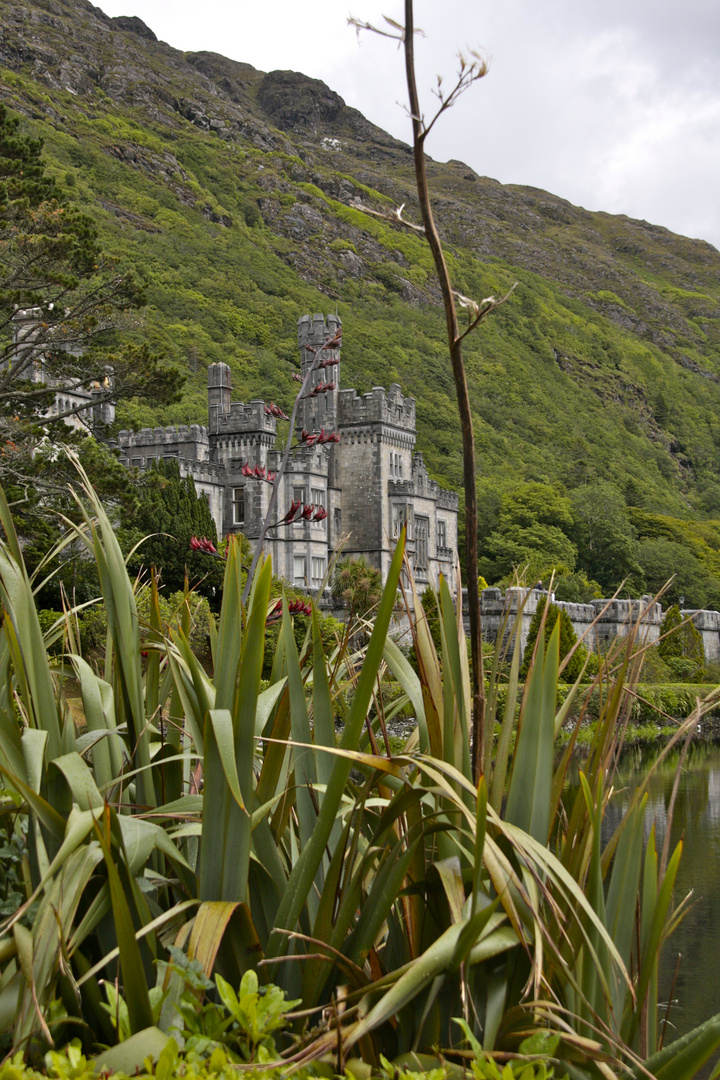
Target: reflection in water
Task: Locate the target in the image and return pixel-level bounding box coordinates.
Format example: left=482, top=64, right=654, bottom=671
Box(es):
left=610, top=743, right=720, bottom=1043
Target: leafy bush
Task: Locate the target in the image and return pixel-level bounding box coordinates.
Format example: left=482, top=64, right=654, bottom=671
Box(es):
left=520, top=600, right=586, bottom=681
left=332, top=555, right=383, bottom=616
left=659, top=604, right=705, bottom=666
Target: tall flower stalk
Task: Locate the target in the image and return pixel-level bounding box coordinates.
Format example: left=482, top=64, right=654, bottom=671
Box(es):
left=240, top=327, right=341, bottom=605
left=350, top=3, right=515, bottom=778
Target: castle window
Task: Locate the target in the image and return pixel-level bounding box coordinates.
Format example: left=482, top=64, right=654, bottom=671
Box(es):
left=293, top=555, right=307, bottom=587
left=389, top=452, right=394, bottom=477
left=131, top=457, right=143, bottom=469
left=233, top=487, right=245, bottom=526
left=392, top=503, right=406, bottom=539
left=398, top=456, right=403, bottom=478
left=311, top=487, right=325, bottom=526
left=437, top=520, right=446, bottom=550
left=415, top=517, right=429, bottom=572
left=311, top=556, right=326, bottom=588
left=293, top=486, right=306, bottom=507
left=334, top=507, right=342, bottom=538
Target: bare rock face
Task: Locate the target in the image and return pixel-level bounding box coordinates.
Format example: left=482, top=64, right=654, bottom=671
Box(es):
left=110, top=14, right=157, bottom=41
left=257, top=70, right=344, bottom=132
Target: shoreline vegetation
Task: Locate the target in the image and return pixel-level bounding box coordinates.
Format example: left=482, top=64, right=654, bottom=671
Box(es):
left=2, top=466, right=720, bottom=1079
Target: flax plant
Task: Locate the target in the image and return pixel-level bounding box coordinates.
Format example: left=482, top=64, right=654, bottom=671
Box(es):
left=0, top=467, right=719, bottom=1080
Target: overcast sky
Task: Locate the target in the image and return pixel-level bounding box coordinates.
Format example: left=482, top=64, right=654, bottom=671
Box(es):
left=96, top=0, right=720, bottom=252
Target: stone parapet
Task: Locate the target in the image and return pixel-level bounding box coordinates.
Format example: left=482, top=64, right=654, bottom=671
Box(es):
left=388, top=479, right=414, bottom=496
left=118, top=425, right=212, bottom=463
left=215, top=399, right=276, bottom=434
left=338, top=384, right=416, bottom=429
left=118, top=424, right=209, bottom=446
left=437, top=488, right=460, bottom=510
left=460, top=587, right=720, bottom=664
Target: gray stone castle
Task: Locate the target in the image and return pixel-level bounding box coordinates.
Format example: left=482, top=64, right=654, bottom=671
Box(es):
left=116, top=314, right=459, bottom=591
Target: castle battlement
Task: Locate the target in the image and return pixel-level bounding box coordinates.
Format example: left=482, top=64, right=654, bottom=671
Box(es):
left=337, top=384, right=416, bottom=429
left=437, top=488, right=460, bottom=511
left=117, top=425, right=210, bottom=463
left=214, top=399, right=277, bottom=434
left=118, top=424, right=209, bottom=447
left=298, top=312, right=342, bottom=348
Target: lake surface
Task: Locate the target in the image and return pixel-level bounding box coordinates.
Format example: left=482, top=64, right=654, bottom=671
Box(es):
left=609, top=741, right=720, bottom=1043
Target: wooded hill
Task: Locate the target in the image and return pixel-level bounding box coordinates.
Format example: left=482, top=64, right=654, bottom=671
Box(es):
left=2, top=0, right=720, bottom=605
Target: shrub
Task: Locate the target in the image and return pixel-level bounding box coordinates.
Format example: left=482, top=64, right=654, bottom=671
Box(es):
left=332, top=556, right=382, bottom=616
left=241, top=198, right=261, bottom=227
left=658, top=604, right=705, bottom=667
left=520, top=600, right=586, bottom=681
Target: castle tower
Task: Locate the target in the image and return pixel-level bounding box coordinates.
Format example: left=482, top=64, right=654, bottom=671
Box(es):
left=297, top=313, right=341, bottom=435
left=207, top=362, right=231, bottom=433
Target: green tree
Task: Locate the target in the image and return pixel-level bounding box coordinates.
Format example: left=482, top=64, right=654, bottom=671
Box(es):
left=127, top=459, right=225, bottom=603
left=658, top=604, right=705, bottom=666
left=520, top=599, right=587, bottom=682
left=553, top=570, right=602, bottom=604
left=568, top=482, right=641, bottom=593
left=636, top=537, right=714, bottom=609
left=479, top=482, right=577, bottom=583
left=0, top=104, right=183, bottom=468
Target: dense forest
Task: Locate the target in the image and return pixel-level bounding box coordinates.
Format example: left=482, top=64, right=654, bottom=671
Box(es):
left=2, top=0, right=720, bottom=604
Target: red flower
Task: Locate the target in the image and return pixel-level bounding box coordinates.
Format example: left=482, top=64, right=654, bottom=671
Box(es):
left=288, top=599, right=312, bottom=616
left=313, top=507, right=328, bottom=522
left=265, top=597, right=311, bottom=626
left=300, top=503, right=315, bottom=521
left=190, top=536, right=218, bottom=555
left=242, top=463, right=276, bottom=484
left=281, top=498, right=302, bottom=524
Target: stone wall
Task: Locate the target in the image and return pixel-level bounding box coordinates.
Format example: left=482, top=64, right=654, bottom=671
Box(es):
left=465, top=586, right=717, bottom=663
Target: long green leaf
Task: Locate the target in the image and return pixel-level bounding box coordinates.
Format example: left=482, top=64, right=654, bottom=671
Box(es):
left=199, top=557, right=271, bottom=902
left=638, top=1011, right=720, bottom=1080
left=93, top=809, right=154, bottom=1035
left=266, top=530, right=405, bottom=955
left=505, top=619, right=560, bottom=843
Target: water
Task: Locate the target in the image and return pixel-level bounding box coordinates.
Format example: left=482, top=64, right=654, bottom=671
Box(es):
left=609, top=742, right=720, bottom=1042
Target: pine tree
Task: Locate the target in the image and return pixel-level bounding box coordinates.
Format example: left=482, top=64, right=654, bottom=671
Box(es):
left=520, top=600, right=587, bottom=682
left=658, top=604, right=704, bottom=666
left=128, top=459, right=225, bottom=603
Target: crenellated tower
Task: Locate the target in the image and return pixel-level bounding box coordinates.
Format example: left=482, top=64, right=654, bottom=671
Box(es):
left=296, top=313, right=341, bottom=436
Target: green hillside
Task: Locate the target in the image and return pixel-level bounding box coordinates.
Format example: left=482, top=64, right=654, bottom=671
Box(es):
left=2, top=0, right=720, bottom=603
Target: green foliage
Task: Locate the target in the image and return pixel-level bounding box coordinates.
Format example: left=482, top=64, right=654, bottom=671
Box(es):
left=125, top=458, right=224, bottom=604
left=0, top=104, right=184, bottom=465
left=568, top=482, right=641, bottom=592
left=520, top=599, right=586, bottom=681
left=2, top=474, right=720, bottom=1080
left=553, top=571, right=602, bottom=604
left=659, top=604, right=705, bottom=668
left=332, top=555, right=383, bottom=616
left=479, top=483, right=577, bottom=585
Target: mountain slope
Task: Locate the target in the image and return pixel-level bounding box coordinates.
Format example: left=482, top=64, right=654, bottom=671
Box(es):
left=2, top=0, right=720, bottom=599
